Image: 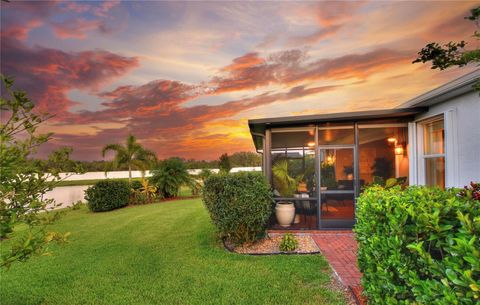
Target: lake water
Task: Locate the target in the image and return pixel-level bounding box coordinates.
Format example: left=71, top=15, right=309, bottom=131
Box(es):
left=45, top=185, right=91, bottom=209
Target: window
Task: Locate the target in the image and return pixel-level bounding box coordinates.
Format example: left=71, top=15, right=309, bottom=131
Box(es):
left=270, top=129, right=318, bottom=229
left=358, top=125, right=409, bottom=187
left=422, top=117, right=445, bottom=188
left=270, top=129, right=316, bottom=197
left=318, top=124, right=354, bottom=145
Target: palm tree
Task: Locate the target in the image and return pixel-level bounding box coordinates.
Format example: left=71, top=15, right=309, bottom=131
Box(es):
left=272, top=159, right=303, bottom=197
left=102, top=134, right=157, bottom=184
left=149, top=157, right=191, bottom=198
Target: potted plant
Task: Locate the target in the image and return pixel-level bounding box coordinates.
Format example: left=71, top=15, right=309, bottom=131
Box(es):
left=272, top=160, right=302, bottom=227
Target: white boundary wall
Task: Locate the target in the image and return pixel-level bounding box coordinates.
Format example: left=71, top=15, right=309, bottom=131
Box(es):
left=46, top=167, right=261, bottom=207
left=56, top=167, right=259, bottom=181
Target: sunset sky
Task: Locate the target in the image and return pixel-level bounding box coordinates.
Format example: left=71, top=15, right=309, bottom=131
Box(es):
left=1, top=1, right=478, bottom=160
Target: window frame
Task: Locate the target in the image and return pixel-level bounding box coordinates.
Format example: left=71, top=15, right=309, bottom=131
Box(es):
left=418, top=115, right=446, bottom=188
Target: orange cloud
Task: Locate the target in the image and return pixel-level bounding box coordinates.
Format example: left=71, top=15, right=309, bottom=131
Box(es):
left=221, top=52, right=265, bottom=72
left=210, top=48, right=411, bottom=93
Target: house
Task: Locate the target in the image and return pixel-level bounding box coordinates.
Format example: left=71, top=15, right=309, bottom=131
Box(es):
left=248, top=69, right=480, bottom=230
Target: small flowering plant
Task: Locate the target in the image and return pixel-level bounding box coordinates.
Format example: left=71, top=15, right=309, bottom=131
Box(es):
left=458, top=182, right=480, bottom=201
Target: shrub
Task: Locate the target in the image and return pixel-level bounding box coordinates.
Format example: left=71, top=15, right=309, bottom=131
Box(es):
left=202, top=172, right=273, bottom=245
left=150, top=158, right=191, bottom=198
left=84, top=180, right=130, bottom=212
left=458, top=182, right=480, bottom=201
left=70, top=200, right=83, bottom=210
left=279, top=233, right=298, bottom=252
left=130, top=180, right=142, bottom=191
left=129, top=191, right=148, bottom=205
left=355, top=185, right=480, bottom=305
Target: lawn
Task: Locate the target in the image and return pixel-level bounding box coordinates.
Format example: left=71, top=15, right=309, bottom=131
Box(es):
left=0, top=199, right=347, bottom=305
left=55, top=177, right=143, bottom=187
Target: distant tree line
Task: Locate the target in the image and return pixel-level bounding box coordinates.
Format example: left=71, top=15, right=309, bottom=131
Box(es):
left=30, top=150, right=261, bottom=173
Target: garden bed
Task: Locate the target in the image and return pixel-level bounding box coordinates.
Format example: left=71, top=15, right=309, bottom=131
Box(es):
left=225, top=233, right=320, bottom=255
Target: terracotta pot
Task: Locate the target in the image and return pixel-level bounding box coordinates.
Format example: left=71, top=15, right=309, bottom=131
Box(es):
left=275, top=201, right=295, bottom=227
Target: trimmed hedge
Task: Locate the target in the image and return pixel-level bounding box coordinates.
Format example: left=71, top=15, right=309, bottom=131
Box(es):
left=355, top=185, right=480, bottom=305
left=84, top=180, right=130, bottom=212
left=202, top=172, right=274, bottom=245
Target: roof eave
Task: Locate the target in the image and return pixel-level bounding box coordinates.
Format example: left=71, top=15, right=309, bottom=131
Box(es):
left=397, top=69, right=480, bottom=108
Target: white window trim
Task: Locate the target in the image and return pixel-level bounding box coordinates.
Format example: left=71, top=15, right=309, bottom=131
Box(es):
left=413, top=109, right=458, bottom=188
left=408, top=122, right=417, bottom=185
left=444, top=109, right=459, bottom=187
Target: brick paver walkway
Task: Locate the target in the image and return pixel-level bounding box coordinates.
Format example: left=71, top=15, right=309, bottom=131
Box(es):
left=311, top=232, right=366, bottom=305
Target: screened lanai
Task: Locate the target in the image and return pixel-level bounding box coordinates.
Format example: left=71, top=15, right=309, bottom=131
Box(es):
left=249, top=108, right=425, bottom=230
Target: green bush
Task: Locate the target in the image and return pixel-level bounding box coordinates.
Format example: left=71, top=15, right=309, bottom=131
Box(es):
left=84, top=180, right=130, bottom=212
left=279, top=233, right=298, bottom=252
left=129, top=191, right=148, bottom=205
left=130, top=180, right=142, bottom=191
left=355, top=185, right=480, bottom=305
left=202, top=172, right=273, bottom=245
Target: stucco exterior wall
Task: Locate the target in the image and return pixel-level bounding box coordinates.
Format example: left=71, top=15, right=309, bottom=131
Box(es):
left=413, top=90, right=480, bottom=187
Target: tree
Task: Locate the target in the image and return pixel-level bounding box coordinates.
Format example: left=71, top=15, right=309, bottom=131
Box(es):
left=149, top=158, right=191, bottom=198
left=102, top=134, right=157, bottom=184
left=413, top=6, right=480, bottom=91
left=0, top=75, right=69, bottom=269
left=218, top=153, right=231, bottom=173
left=44, top=147, right=83, bottom=174
left=229, top=151, right=261, bottom=167
left=183, top=158, right=218, bottom=169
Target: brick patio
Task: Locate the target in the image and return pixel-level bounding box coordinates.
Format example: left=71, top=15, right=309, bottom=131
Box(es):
left=311, top=232, right=366, bottom=305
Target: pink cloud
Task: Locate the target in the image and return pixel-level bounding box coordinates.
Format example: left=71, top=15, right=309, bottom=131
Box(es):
left=64, top=2, right=91, bottom=13
left=51, top=18, right=102, bottom=39
left=93, top=0, right=121, bottom=17
left=1, top=0, right=126, bottom=41
left=1, top=37, right=139, bottom=118
left=313, top=1, right=365, bottom=26
left=0, top=1, right=58, bottom=40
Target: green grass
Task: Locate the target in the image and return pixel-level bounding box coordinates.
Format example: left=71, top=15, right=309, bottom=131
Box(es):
left=55, top=178, right=142, bottom=187
left=178, top=185, right=194, bottom=197
left=0, top=199, right=346, bottom=305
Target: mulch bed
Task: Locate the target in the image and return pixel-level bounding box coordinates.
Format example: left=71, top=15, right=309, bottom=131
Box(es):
left=224, top=233, right=320, bottom=255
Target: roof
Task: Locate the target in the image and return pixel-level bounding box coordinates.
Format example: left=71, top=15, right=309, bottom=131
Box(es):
left=398, top=69, right=480, bottom=108
left=248, top=107, right=426, bottom=135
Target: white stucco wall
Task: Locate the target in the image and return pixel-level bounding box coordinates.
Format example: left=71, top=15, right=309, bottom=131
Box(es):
left=54, top=168, right=221, bottom=181
left=413, top=90, right=480, bottom=187
left=44, top=167, right=256, bottom=208
left=56, top=170, right=152, bottom=181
